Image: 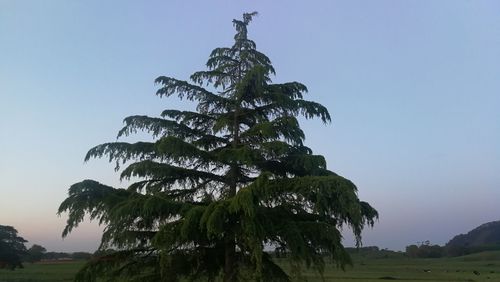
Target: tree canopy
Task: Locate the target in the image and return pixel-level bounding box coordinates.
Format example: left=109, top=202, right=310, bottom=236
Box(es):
left=25, top=244, right=47, bottom=263
left=0, top=225, right=27, bottom=270
left=58, top=12, right=377, bottom=282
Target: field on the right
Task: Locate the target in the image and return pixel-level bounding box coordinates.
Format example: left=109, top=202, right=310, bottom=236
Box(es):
left=277, top=251, right=500, bottom=282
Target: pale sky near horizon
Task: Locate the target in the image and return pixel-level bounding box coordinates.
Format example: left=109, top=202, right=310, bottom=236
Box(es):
left=1, top=1, right=499, bottom=252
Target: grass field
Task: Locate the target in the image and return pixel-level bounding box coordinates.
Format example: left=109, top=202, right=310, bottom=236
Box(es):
left=0, top=261, right=85, bottom=282
left=1, top=252, right=500, bottom=281
left=277, top=253, right=500, bottom=281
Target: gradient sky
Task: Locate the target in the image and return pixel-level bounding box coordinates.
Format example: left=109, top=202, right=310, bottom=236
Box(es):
left=1, top=1, right=499, bottom=252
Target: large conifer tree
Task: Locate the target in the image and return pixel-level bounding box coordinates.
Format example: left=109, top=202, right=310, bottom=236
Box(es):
left=59, top=12, right=377, bottom=282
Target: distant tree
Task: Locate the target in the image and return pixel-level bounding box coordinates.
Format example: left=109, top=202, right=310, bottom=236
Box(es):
left=71, top=252, right=92, bottom=260
left=25, top=244, right=47, bottom=263
left=405, top=244, right=419, bottom=258
left=405, top=241, right=444, bottom=258
left=43, top=251, right=70, bottom=260
left=58, top=12, right=377, bottom=281
left=418, top=244, right=443, bottom=258
left=0, top=225, right=27, bottom=269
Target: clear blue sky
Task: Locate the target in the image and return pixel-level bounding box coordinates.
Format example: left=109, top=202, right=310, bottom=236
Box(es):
left=1, top=0, right=499, bottom=252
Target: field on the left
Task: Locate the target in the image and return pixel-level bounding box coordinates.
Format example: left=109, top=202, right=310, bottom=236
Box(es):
left=0, top=261, right=84, bottom=282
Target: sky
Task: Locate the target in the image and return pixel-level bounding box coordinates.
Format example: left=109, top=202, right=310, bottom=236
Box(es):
left=1, top=0, right=499, bottom=252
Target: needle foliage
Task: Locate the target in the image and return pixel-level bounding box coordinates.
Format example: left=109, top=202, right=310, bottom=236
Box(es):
left=58, top=12, right=377, bottom=282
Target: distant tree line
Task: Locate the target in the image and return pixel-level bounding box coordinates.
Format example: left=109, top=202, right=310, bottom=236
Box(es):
left=405, top=240, right=500, bottom=258
left=0, top=224, right=94, bottom=270
left=40, top=251, right=93, bottom=261
left=405, top=241, right=444, bottom=258
left=345, top=246, right=404, bottom=259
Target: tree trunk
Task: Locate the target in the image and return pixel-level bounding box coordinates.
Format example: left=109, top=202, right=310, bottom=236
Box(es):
left=224, top=68, right=241, bottom=281
left=224, top=234, right=236, bottom=282
left=224, top=165, right=237, bottom=281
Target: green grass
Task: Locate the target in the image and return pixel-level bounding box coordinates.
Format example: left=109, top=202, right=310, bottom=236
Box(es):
left=278, top=256, right=500, bottom=281
left=0, top=261, right=85, bottom=282
left=453, top=250, right=500, bottom=261
left=2, top=252, right=500, bottom=281
left=276, top=250, right=500, bottom=281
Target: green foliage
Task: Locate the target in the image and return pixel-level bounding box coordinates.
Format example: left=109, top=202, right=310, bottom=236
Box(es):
left=445, top=220, right=500, bottom=257
left=344, top=246, right=404, bottom=260
left=0, top=225, right=28, bottom=269
left=405, top=242, right=444, bottom=258
left=58, top=12, right=377, bottom=281
left=25, top=244, right=47, bottom=263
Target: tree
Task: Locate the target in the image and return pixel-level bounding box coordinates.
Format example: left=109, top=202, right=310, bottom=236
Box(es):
left=405, top=242, right=444, bottom=258
left=58, top=12, right=377, bottom=281
left=405, top=244, right=419, bottom=258
left=25, top=244, right=47, bottom=263
left=0, top=225, right=27, bottom=269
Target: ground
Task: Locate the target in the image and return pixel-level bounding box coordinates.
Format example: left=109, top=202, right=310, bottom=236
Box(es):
left=1, top=252, right=500, bottom=281
left=0, top=260, right=85, bottom=282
